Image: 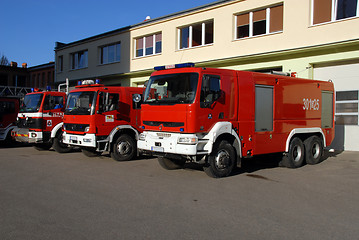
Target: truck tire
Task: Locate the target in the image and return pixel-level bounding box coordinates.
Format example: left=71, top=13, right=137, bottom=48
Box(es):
left=158, top=157, right=185, bottom=170
left=52, top=131, right=72, bottom=153
left=111, top=134, right=136, bottom=161
left=281, top=137, right=305, bottom=168
left=304, top=136, right=323, bottom=165
left=81, top=147, right=100, bottom=157
left=203, top=140, right=236, bottom=178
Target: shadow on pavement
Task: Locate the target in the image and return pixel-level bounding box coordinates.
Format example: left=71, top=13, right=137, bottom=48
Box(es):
left=180, top=150, right=345, bottom=177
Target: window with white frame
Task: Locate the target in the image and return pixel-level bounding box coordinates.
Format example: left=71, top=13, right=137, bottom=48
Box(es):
left=135, top=33, right=162, bottom=58
left=178, top=20, right=214, bottom=49
left=312, top=0, right=359, bottom=25
left=235, top=4, right=283, bottom=39
left=335, top=90, right=359, bottom=125
left=100, top=42, right=121, bottom=64
left=71, top=50, right=88, bottom=70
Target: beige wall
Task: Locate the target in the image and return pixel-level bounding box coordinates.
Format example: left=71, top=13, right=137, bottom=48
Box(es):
left=55, top=0, right=359, bottom=85
left=129, top=0, right=359, bottom=73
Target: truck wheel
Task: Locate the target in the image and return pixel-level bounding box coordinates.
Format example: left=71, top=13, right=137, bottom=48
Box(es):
left=281, top=137, right=305, bottom=168
left=52, top=131, right=72, bottom=153
left=203, top=140, right=236, bottom=178
left=81, top=147, right=100, bottom=157
left=33, top=143, right=51, bottom=151
left=304, top=136, right=323, bottom=165
left=158, top=157, right=185, bottom=170
left=111, top=134, right=136, bottom=161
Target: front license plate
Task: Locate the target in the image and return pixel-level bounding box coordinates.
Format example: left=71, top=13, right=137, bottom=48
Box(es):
left=151, top=146, right=164, bottom=152
left=70, top=136, right=78, bottom=141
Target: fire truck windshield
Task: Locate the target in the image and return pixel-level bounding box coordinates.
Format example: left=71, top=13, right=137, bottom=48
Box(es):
left=144, top=73, right=198, bottom=105
left=65, top=91, right=96, bottom=115
left=20, top=93, right=43, bottom=113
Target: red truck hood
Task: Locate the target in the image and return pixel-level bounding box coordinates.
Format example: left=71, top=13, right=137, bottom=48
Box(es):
left=141, top=104, right=196, bottom=133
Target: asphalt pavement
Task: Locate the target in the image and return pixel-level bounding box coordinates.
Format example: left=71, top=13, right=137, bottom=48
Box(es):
left=0, top=145, right=358, bottom=240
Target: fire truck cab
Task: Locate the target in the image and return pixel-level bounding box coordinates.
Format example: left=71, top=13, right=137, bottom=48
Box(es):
left=62, top=80, right=143, bottom=161
left=0, top=97, right=20, bottom=143
left=138, top=63, right=335, bottom=178
left=12, top=88, right=70, bottom=152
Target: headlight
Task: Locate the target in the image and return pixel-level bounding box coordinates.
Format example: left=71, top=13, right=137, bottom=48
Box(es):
left=177, top=136, right=198, bottom=144
left=84, top=126, right=90, bottom=132
left=139, top=133, right=146, bottom=141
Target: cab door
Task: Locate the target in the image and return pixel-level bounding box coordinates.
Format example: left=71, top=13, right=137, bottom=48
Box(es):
left=196, top=74, right=224, bottom=132
left=42, top=93, right=65, bottom=131
left=96, top=91, right=120, bottom=135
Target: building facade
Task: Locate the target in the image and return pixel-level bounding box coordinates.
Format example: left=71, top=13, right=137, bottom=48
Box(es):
left=0, top=61, right=55, bottom=97
left=28, top=62, right=55, bottom=89
left=54, top=0, right=359, bottom=151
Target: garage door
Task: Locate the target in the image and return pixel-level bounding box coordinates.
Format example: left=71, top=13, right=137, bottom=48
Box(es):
left=314, top=61, right=359, bottom=151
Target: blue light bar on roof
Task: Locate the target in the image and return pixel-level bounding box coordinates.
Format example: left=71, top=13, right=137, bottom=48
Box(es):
left=154, top=62, right=195, bottom=71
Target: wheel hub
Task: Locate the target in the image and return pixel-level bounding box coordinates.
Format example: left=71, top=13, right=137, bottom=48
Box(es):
left=214, top=150, right=230, bottom=169
left=117, top=141, right=131, bottom=155
left=312, top=143, right=320, bottom=158
left=293, top=145, right=302, bottom=162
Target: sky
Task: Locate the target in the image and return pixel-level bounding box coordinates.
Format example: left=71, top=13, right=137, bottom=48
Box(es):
left=0, top=0, right=216, bottom=67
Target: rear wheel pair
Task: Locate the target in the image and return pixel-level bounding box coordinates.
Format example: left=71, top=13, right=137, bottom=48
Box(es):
left=281, top=136, right=323, bottom=168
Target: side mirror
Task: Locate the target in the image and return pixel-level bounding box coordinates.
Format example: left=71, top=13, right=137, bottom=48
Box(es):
left=133, top=94, right=142, bottom=103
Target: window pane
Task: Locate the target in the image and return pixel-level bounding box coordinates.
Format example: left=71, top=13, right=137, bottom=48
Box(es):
left=108, top=45, right=115, bottom=63
left=205, top=21, right=214, bottom=44
left=102, top=46, right=108, bottom=64
left=237, top=13, right=249, bottom=38
left=336, top=102, right=358, bottom=113
left=336, top=115, right=358, bottom=125
left=116, top=43, right=121, bottom=62
left=336, top=0, right=357, bottom=20
left=270, top=5, right=283, bottom=32
left=155, top=33, right=162, bottom=53
left=336, top=91, right=358, bottom=101
left=84, top=51, right=88, bottom=68
left=180, top=27, right=190, bottom=49
left=192, top=23, right=202, bottom=47
left=155, top=41, right=162, bottom=54
left=253, top=9, right=266, bottom=21
left=145, top=35, right=154, bottom=55
left=253, top=20, right=266, bottom=36
left=136, top=38, right=144, bottom=57
left=253, top=10, right=266, bottom=36
left=313, top=0, right=332, bottom=24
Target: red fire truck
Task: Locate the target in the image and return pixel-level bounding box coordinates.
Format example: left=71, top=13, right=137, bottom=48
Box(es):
left=12, top=87, right=71, bottom=153
left=62, top=80, right=143, bottom=161
left=138, top=63, right=335, bottom=178
left=0, top=97, right=20, bottom=144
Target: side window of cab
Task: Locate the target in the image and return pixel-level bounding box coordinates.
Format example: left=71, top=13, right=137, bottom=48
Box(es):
left=98, top=92, right=119, bottom=113
left=200, top=75, right=221, bottom=108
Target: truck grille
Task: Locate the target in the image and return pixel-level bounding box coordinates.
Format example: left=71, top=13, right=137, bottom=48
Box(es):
left=143, top=121, right=184, bottom=127
left=64, top=123, right=89, bottom=132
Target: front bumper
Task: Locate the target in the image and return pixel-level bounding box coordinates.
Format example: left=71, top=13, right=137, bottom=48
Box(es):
left=63, top=132, right=96, bottom=148
left=12, top=127, right=45, bottom=143
left=138, top=131, right=206, bottom=156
